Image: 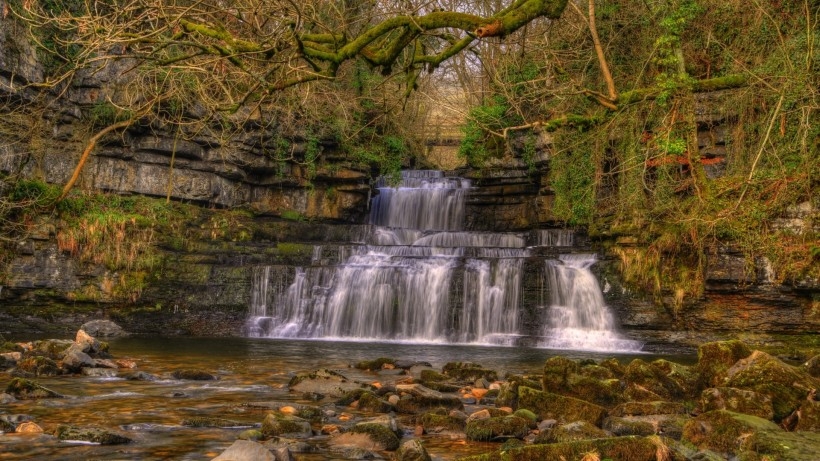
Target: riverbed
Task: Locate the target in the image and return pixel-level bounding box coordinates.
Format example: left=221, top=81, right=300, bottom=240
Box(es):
left=0, top=336, right=696, bottom=460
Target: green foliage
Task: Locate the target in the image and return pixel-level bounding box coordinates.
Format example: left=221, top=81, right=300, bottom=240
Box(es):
left=87, top=102, right=133, bottom=128
left=9, top=179, right=60, bottom=208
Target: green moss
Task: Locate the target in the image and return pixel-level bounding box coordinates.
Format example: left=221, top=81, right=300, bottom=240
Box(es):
left=442, top=362, right=498, bottom=382
left=696, top=340, right=753, bottom=390
left=349, top=423, right=400, bottom=450
left=539, top=420, right=609, bottom=443
left=421, top=412, right=466, bottom=432
left=5, top=377, right=63, bottom=399
left=682, top=410, right=781, bottom=454
left=541, top=356, right=579, bottom=391
left=517, top=386, right=606, bottom=425
left=465, top=415, right=530, bottom=441
left=54, top=425, right=132, bottom=445
left=354, top=357, right=396, bottom=371
left=357, top=392, right=395, bottom=413
left=420, top=369, right=447, bottom=382
left=260, top=413, right=311, bottom=437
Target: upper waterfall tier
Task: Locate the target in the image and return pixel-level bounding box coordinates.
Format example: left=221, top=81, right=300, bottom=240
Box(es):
left=369, top=170, right=470, bottom=231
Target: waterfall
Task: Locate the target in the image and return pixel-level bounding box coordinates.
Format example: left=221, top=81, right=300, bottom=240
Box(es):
left=245, top=170, right=640, bottom=351
left=540, top=254, right=643, bottom=352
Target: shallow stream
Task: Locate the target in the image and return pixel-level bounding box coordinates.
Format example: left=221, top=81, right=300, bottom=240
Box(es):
left=0, top=337, right=695, bottom=460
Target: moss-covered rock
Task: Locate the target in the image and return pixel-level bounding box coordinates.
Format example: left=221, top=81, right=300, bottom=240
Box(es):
left=494, top=375, right=540, bottom=409
left=603, top=416, right=657, bottom=436
left=442, top=362, right=498, bottom=382
left=357, top=391, right=395, bottom=413
left=566, top=375, right=623, bottom=407
left=421, top=411, right=466, bottom=433
left=724, top=350, right=819, bottom=420
left=541, top=356, right=579, bottom=392
left=511, top=408, right=537, bottom=426
left=395, top=438, right=432, bottom=461
left=623, top=359, right=685, bottom=400
left=171, top=369, right=217, bottom=380
left=260, top=413, right=312, bottom=438
left=803, top=354, right=820, bottom=378
left=579, top=363, right=616, bottom=380
left=681, top=410, right=781, bottom=454
left=16, top=356, right=61, bottom=377
left=419, top=369, right=447, bottom=382
left=349, top=423, right=400, bottom=450
left=354, top=357, right=396, bottom=371
left=794, top=399, right=820, bottom=431
left=4, top=377, right=63, bottom=399
left=54, top=425, right=132, bottom=445
left=599, top=358, right=626, bottom=377
left=289, top=368, right=368, bottom=397
left=465, top=415, right=530, bottom=441
left=700, top=387, right=774, bottom=420
left=651, top=359, right=697, bottom=396
left=457, top=436, right=672, bottom=461
left=517, top=386, right=606, bottom=426
left=394, top=384, right=464, bottom=413
left=609, top=401, right=688, bottom=417
left=537, top=420, right=609, bottom=443
left=695, top=340, right=752, bottom=390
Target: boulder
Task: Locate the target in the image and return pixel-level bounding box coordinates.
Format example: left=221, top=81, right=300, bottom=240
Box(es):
left=603, top=416, right=656, bottom=436
left=517, top=386, right=606, bottom=426
left=353, top=357, right=395, bottom=371
left=289, top=369, right=369, bottom=397
left=347, top=422, right=401, bottom=450
left=695, top=340, right=752, bottom=390
left=171, top=369, right=218, bottom=380
left=394, top=438, right=432, bottom=461
left=54, top=425, right=132, bottom=445
left=623, top=359, right=685, bottom=400
left=681, top=410, right=781, bottom=454
left=803, top=354, right=820, bottom=378
left=609, top=401, right=688, bottom=417
left=61, top=344, right=95, bottom=372
left=16, top=356, right=61, bottom=376
left=393, top=383, right=463, bottom=413
left=465, top=415, right=530, bottom=442
left=794, top=399, right=820, bottom=431
left=724, top=350, right=820, bottom=420
left=700, top=387, right=774, bottom=420
left=212, top=440, right=274, bottom=461
left=75, top=329, right=103, bottom=354
left=541, top=356, right=579, bottom=392
left=182, top=417, right=244, bottom=428
left=421, top=409, right=466, bottom=433
left=261, top=414, right=312, bottom=438
left=537, top=420, right=609, bottom=443
left=5, top=377, right=63, bottom=399
left=15, top=421, right=43, bottom=433
left=441, top=362, right=498, bottom=382
left=80, top=320, right=127, bottom=338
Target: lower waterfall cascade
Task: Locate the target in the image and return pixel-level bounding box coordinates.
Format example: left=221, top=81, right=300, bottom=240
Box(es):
left=245, top=170, right=641, bottom=352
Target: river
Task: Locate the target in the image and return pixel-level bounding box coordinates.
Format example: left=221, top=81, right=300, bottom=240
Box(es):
left=0, top=336, right=695, bottom=460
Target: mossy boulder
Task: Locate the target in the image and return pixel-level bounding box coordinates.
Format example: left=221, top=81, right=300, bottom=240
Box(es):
left=54, top=425, right=132, bottom=445
left=603, top=416, right=657, bottom=436
left=349, top=423, right=400, bottom=450
left=511, top=408, right=537, bottom=426
left=517, top=386, right=606, bottom=426
left=681, top=410, right=781, bottom=454
left=579, top=363, right=616, bottom=380
left=794, top=399, right=820, bottom=431
left=565, top=375, right=623, bottom=407
left=357, top=391, right=395, bottom=413
left=623, top=359, right=686, bottom=400
left=354, top=357, right=396, bottom=371
left=457, top=436, right=672, bottom=461
left=494, top=375, right=541, bottom=409
left=31, top=339, right=73, bottom=360
left=5, top=377, right=63, bottom=399
left=442, top=362, right=498, bottom=382
left=419, top=369, right=447, bottom=383
left=16, top=356, right=61, bottom=377
left=724, top=350, right=820, bottom=420
left=395, top=438, right=432, bottom=461
left=803, top=354, right=820, bottom=378
left=171, top=369, right=218, bottom=380
left=651, top=359, right=697, bottom=396
left=261, top=413, right=313, bottom=438
left=695, top=340, right=752, bottom=390
left=700, top=387, right=774, bottom=420
left=537, top=420, right=609, bottom=443
left=599, top=358, right=626, bottom=377
left=421, top=410, right=466, bottom=433
left=394, top=384, right=463, bottom=413
left=289, top=368, right=369, bottom=397
left=465, top=415, right=530, bottom=441
left=541, top=356, right=579, bottom=392
left=609, top=401, right=688, bottom=417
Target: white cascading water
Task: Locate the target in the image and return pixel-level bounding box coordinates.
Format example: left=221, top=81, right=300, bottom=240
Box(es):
left=245, top=170, right=640, bottom=351
left=540, top=254, right=643, bottom=352
left=246, top=170, right=525, bottom=344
